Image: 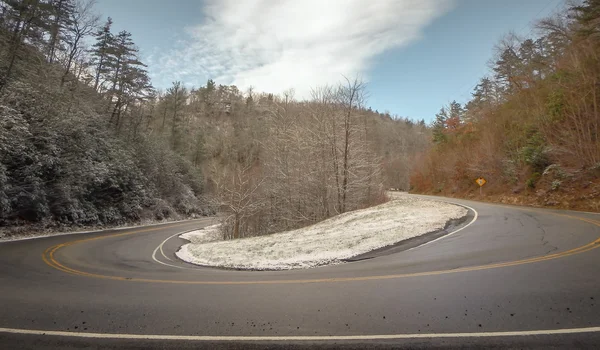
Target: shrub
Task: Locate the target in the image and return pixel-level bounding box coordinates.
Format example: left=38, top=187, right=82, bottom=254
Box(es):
left=526, top=172, right=541, bottom=189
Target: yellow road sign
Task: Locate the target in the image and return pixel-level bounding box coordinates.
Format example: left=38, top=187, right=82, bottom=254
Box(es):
left=475, top=177, right=487, bottom=187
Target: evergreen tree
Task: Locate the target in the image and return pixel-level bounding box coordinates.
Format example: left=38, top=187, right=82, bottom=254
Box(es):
left=204, top=78, right=216, bottom=115
left=89, top=17, right=113, bottom=91
left=46, top=0, right=75, bottom=63
left=102, top=30, right=153, bottom=131
left=572, top=0, right=600, bottom=37
left=166, top=81, right=187, bottom=151
left=206, top=78, right=216, bottom=92
left=432, top=107, right=448, bottom=144
left=493, top=46, right=521, bottom=92
left=471, top=77, right=496, bottom=106
left=446, top=100, right=463, bottom=130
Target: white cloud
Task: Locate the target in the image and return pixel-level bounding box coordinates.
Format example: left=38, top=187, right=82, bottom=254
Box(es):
left=151, top=0, right=454, bottom=97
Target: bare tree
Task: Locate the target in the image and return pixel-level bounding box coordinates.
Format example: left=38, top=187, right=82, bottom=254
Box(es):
left=61, top=0, right=99, bottom=87
left=217, top=163, right=265, bottom=239
left=336, top=77, right=366, bottom=212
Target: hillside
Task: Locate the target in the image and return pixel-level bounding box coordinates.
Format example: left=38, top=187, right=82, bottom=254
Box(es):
left=410, top=0, right=600, bottom=212
left=0, top=41, right=210, bottom=234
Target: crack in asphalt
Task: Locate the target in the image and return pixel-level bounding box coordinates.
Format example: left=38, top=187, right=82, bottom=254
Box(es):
left=524, top=212, right=559, bottom=254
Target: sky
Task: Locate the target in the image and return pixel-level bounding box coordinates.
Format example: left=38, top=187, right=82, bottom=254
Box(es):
left=94, top=0, right=565, bottom=122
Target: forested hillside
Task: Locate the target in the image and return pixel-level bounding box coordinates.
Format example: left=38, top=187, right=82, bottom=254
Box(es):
left=0, top=0, right=427, bottom=237
left=411, top=0, right=600, bottom=211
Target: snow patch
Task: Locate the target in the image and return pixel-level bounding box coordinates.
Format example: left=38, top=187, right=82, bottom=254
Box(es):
left=176, top=196, right=468, bottom=270
left=180, top=225, right=223, bottom=244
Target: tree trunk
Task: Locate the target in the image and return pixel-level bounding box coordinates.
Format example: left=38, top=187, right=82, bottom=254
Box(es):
left=233, top=213, right=240, bottom=239
left=341, top=113, right=350, bottom=212
left=93, top=55, right=104, bottom=91
left=47, top=0, right=66, bottom=64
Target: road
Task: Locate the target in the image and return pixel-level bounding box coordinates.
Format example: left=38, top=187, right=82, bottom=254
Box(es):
left=1, top=195, right=599, bottom=349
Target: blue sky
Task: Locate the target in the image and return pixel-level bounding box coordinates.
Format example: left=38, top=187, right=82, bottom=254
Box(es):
left=94, top=0, right=564, bottom=122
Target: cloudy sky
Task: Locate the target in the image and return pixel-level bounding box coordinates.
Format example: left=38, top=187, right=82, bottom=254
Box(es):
left=95, top=0, right=563, bottom=121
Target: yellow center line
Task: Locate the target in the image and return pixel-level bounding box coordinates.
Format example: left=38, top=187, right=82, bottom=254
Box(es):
left=41, top=211, right=600, bottom=285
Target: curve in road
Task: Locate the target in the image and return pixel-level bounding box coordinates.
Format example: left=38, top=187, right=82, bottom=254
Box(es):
left=1, top=195, right=599, bottom=349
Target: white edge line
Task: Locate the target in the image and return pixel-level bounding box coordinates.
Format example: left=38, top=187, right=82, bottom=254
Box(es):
left=159, top=239, right=173, bottom=261
left=1, top=326, right=599, bottom=341
left=151, top=232, right=197, bottom=270
left=407, top=202, right=479, bottom=251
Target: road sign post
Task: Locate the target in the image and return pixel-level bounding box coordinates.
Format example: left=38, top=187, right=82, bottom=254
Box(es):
left=475, top=177, right=487, bottom=195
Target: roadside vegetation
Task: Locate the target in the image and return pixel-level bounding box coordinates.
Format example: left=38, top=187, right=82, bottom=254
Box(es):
left=177, top=194, right=467, bottom=270
left=0, top=0, right=428, bottom=237
left=411, top=1, right=600, bottom=211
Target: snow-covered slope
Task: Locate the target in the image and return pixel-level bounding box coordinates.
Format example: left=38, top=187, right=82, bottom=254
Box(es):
left=176, top=196, right=467, bottom=270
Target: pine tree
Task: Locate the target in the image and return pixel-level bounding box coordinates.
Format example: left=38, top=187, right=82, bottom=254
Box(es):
left=471, top=78, right=496, bottom=106
left=89, top=17, right=113, bottom=92
left=204, top=78, right=216, bottom=116
left=432, top=107, right=448, bottom=144
left=206, top=78, right=216, bottom=92
left=572, top=0, right=600, bottom=37
left=46, top=0, right=75, bottom=63
left=494, top=47, right=521, bottom=92
left=101, top=30, right=153, bottom=131
left=446, top=100, right=463, bottom=130
left=166, top=81, right=187, bottom=151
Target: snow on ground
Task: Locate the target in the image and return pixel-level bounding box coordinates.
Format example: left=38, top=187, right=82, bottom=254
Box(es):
left=176, top=195, right=468, bottom=270
left=179, top=225, right=223, bottom=244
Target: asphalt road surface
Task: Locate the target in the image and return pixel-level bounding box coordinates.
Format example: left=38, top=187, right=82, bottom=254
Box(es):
left=1, top=195, right=600, bottom=349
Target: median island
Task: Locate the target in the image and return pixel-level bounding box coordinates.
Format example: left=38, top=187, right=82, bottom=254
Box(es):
left=176, top=195, right=468, bottom=270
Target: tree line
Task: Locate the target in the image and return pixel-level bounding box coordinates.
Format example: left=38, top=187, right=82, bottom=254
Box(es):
left=0, top=0, right=429, bottom=237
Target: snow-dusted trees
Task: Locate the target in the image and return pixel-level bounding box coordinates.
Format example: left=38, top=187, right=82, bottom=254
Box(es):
left=212, top=79, right=387, bottom=239
left=0, top=2, right=208, bottom=233
left=0, top=0, right=51, bottom=92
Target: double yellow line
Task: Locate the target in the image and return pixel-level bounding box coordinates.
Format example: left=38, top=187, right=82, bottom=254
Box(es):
left=42, top=222, right=197, bottom=279
left=41, top=213, right=600, bottom=285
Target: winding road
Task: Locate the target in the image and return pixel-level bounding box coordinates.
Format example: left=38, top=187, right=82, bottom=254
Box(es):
left=1, top=195, right=600, bottom=349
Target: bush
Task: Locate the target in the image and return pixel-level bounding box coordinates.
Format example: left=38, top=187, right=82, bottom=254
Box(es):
left=520, top=131, right=550, bottom=174
left=526, top=172, right=541, bottom=189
